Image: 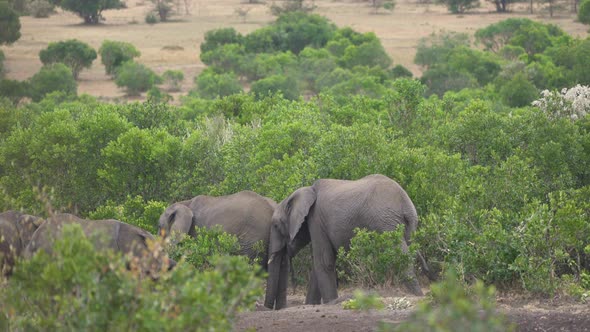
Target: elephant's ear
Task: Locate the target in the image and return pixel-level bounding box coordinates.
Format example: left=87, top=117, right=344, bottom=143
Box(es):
left=169, top=204, right=194, bottom=235
left=285, top=186, right=316, bottom=242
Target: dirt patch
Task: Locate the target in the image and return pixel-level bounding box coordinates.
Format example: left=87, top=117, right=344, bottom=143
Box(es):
left=2, top=0, right=588, bottom=103
left=235, top=291, right=590, bottom=331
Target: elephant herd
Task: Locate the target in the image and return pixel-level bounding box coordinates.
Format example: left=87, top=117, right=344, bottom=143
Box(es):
left=1, top=174, right=426, bottom=310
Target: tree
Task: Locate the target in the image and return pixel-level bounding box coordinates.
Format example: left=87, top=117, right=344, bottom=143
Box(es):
left=0, top=1, right=21, bottom=45
left=579, top=0, right=590, bottom=25
left=150, top=0, right=174, bottom=22
left=115, top=61, right=162, bottom=96
left=99, top=40, right=141, bottom=76
left=28, top=63, right=77, bottom=101
left=39, top=39, right=97, bottom=79
left=437, top=0, right=481, bottom=13
left=49, top=0, right=125, bottom=24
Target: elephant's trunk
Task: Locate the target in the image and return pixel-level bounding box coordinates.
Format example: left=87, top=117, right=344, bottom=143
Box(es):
left=264, top=247, right=289, bottom=309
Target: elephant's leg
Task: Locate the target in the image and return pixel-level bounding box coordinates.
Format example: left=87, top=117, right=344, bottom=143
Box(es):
left=305, top=268, right=321, bottom=304
left=310, top=239, right=338, bottom=303
left=400, top=240, right=423, bottom=296
left=275, top=253, right=289, bottom=309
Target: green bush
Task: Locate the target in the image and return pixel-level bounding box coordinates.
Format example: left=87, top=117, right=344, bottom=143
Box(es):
left=0, top=1, right=21, bottom=45
left=28, top=0, right=55, bottom=18
left=387, top=268, right=514, bottom=332
left=39, top=39, right=97, bottom=79
left=337, top=228, right=414, bottom=288
left=88, top=195, right=167, bottom=234
left=162, top=69, right=184, bottom=91
left=195, top=67, right=243, bottom=99
left=250, top=74, right=300, bottom=100
left=499, top=73, right=538, bottom=108
left=0, top=223, right=263, bottom=331
left=115, top=61, right=162, bottom=96
left=167, top=226, right=241, bottom=271
left=580, top=0, right=590, bottom=25
left=145, top=11, right=158, bottom=24
left=0, top=79, right=29, bottom=105
left=99, top=40, right=141, bottom=76
left=28, top=63, right=77, bottom=102
left=200, top=27, right=244, bottom=53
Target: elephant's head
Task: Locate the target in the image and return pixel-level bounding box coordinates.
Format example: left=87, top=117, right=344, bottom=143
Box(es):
left=264, top=186, right=315, bottom=310
left=157, top=203, right=194, bottom=239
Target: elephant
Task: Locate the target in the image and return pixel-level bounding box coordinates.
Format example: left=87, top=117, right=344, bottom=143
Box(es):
left=24, top=213, right=175, bottom=271
left=264, top=174, right=424, bottom=310
left=158, top=190, right=278, bottom=270
left=0, top=210, right=44, bottom=276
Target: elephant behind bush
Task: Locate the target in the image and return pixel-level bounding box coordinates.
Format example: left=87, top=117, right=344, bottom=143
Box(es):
left=0, top=210, right=44, bottom=276
left=158, top=190, right=277, bottom=270
left=25, top=213, right=174, bottom=271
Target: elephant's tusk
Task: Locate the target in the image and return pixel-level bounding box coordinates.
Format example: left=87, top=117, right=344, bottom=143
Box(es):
left=268, top=257, right=273, bottom=265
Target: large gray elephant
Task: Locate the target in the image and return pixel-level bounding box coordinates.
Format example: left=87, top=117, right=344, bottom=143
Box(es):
left=264, top=174, right=424, bottom=309
left=25, top=213, right=175, bottom=271
left=0, top=210, right=44, bottom=276
left=158, top=190, right=277, bottom=269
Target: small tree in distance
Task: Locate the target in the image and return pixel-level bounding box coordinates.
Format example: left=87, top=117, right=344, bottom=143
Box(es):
left=28, top=63, right=77, bottom=102
left=49, top=0, right=125, bottom=24
left=99, top=40, right=141, bottom=76
left=437, top=0, right=480, bottom=13
left=0, top=2, right=21, bottom=45
left=39, top=39, right=97, bottom=79
left=579, top=0, right=590, bottom=25
left=115, top=61, right=162, bottom=96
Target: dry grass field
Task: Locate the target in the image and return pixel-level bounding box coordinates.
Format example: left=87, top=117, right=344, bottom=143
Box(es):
left=2, top=0, right=588, bottom=102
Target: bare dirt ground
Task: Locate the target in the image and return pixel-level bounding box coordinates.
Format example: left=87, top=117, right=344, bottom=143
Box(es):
left=235, top=289, right=590, bottom=331
left=2, top=0, right=588, bottom=103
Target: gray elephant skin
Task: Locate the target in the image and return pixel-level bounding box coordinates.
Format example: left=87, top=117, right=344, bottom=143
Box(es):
left=158, top=190, right=277, bottom=269
left=25, top=213, right=174, bottom=270
left=264, top=174, right=424, bottom=310
left=0, top=210, right=44, bottom=276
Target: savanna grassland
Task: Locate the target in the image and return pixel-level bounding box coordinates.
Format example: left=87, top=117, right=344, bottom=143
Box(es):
left=3, top=0, right=587, bottom=101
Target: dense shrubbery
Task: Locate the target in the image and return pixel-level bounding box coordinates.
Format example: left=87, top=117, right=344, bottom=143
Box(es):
left=27, top=63, right=77, bottom=101
left=0, top=224, right=263, bottom=331
left=99, top=40, right=141, bottom=76
left=337, top=228, right=414, bottom=288
left=1, top=13, right=589, bottom=302
left=115, top=61, right=162, bottom=96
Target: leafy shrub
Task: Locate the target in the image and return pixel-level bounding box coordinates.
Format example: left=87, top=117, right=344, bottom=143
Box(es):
left=580, top=0, right=590, bottom=25
left=0, top=223, right=263, bottom=331
left=250, top=74, right=300, bottom=100
left=195, top=67, right=243, bottom=99
left=337, top=228, right=414, bottom=288
left=88, top=195, right=167, bottom=234
left=200, top=27, right=244, bottom=53
left=167, top=226, right=241, bottom=271
left=499, top=73, right=538, bottom=107
left=0, top=79, right=29, bottom=105
left=0, top=2, right=21, bottom=45
left=387, top=268, right=514, bottom=332
left=99, top=40, right=141, bottom=76
left=39, top=39, right=97, bottom=79
left=115, top=61, right=162, bottom=96
left=28, top=63, right=77, bottom=102
left=145, top=11, right=158, bottom=24
left=28, top=0, right=54, bottom=18
left=162, top=69, right=184, bottom=91
left=342, top=290, right=385, bottom=310
left=437, top=0, right=480, bottom=13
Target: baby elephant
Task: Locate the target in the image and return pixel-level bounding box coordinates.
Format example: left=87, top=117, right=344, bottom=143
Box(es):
left=0, top=210, right=44, bottom=276
left=25, top=213, right=175, bottom=271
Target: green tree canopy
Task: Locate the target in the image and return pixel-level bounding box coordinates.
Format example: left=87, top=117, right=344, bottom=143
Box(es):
left=39, top=39, right=97, bottom=79
left=0, top=1, right=21, bottom=45
left=49, top=0, right=125, bottom=24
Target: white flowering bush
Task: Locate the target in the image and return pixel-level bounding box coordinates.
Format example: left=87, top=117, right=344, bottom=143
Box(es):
left=532, top=85, right=590, bottom=121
